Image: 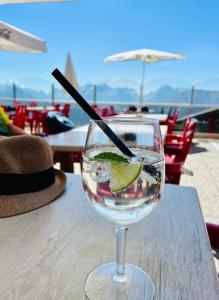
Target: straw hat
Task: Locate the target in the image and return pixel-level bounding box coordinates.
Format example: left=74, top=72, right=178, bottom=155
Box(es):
left=0, top=135, right=66, bottom=217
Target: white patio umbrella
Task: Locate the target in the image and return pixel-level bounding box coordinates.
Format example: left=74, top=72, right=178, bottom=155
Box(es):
left=104, top=49, right=186, bottom=107
left=64, top=53, right=79, bottom=91
left=0, top=21, right=46, bottom=53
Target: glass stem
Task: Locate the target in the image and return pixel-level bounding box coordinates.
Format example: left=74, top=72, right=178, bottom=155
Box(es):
left=114, top=225, right=128, bottom=282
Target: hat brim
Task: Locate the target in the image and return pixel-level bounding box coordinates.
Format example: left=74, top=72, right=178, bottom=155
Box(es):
left=0, top=169, right=66, bottom=217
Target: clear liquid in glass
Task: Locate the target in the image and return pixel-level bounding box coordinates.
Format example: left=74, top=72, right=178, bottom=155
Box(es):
left=83, top=147, right=164, bottom=225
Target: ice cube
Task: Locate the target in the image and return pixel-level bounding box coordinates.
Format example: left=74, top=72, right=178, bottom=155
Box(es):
left=91, top=163, right=110, bottom=183
left=140, top=170, right=157, bottom=184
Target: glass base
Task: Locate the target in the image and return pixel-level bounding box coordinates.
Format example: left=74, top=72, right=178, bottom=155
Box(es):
left=85, top=262, right=155, bottom=300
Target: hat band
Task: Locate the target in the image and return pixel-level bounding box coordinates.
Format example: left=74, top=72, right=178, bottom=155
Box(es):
left=0, top=167, right=55, bottom=195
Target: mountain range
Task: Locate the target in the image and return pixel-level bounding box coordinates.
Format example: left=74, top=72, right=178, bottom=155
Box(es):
left=0, top=81, right=218, bottom=105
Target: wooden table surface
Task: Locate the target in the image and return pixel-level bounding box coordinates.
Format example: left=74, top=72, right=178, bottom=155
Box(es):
left=45, top=124, right=168, bottom=152
left=0, top=174, right=218, bottom=299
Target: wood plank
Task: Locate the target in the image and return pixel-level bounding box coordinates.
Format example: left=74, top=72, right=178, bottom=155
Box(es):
left=0, top=174, right=218, bottom=299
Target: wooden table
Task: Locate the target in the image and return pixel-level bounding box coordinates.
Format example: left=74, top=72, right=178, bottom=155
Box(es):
left=45, top=124, right=168, bottom=172
left=0, top=174, right=218, bottom=299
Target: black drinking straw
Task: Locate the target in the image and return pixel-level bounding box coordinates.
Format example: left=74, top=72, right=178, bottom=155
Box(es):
left=52, top=68, right=134, bottom=157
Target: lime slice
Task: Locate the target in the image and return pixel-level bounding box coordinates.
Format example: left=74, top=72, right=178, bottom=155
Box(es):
left=93, top=152, right=142, bottom=192
left=110, top=162, right=142, bottom=192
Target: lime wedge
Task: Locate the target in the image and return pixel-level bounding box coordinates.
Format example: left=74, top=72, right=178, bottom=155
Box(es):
left=110, top=162, right=142, bottom=192
left=93, top=152, right=142, bottom=192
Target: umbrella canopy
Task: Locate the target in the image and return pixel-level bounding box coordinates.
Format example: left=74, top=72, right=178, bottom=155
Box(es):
left=104, top=49, right=186, bottom=106
left=0, top=21, right=46, bottom=53
left=104, top=49, right=186, bottom=64
left=64, top=53, right=79, bottom=90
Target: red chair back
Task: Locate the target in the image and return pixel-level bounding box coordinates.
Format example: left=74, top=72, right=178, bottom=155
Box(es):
left=62, top=103, right=70, bottom=117
left=165, top=119, right=197, bottom=184
left=175, top=119, right=197, bottom=162
left=181, top=115, right=192, bottom=141
left=13, top=112, right=26, bottom=129
left=54, top=104, right=60, bottom=111
left=16, top=105, right=27, bottom=115
left=101, top=107, right=110, bottom=117
left=167, top=108, right=180, bottom=134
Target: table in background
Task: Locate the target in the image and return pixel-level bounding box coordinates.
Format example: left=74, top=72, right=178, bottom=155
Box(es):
left=0, top=174, right=218, bottom=299
left=26, top=106, right=56, bottom=112
left=115, top=113, right=168, bottom=122
left=45, top=124, right=168, bottom=152
left=45, top=124, right=168, bottom=172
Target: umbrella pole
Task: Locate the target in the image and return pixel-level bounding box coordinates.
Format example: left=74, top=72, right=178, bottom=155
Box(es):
left=13, top=83, right=16, bottom=100
left=139, top=61, right=145, bottom=109
left=190, top=85, right=195, bottom=114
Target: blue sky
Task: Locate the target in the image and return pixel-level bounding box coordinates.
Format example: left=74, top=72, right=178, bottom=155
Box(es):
left=0, top=0, right=219, bottom=90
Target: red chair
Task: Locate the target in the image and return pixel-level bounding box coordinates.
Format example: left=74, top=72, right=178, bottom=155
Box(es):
left=54, top=104, right=60, bottom=111
left=160, top=107, right=176, bottom=124
left=206, top=223, right=219, bottom=259
left=108, top=105, right=118, bottom=116
left=165, top=134, right=193, bottom=185
left=12, top=105, right=34, bottom=133
left=101, top=107, right=110, bottom=117
left=165, top=115, right=192, bottom=144
left=167, top=108, right=180, bottom=134
left=160, top=108, right=180, bottom=134
left=61, top=103, right=70, bottom=117
left=12, top=111, right=26, bottom=129
left=165, top=120, right=197, bottom=184
left=164, top=118, right=197, bottom=158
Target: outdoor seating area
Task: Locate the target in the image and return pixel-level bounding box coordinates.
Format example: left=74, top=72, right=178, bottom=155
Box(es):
left=91, top=104, right=119, bottom=117
left=0, top=101, right=218, bottom=298
left=0, top=101, right=198, bottom=189
left=0, top=101, right=71, bottom=136
left=0, top=1, right=218, bottom=298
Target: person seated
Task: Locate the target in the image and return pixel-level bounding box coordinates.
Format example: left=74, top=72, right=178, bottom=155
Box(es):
left=0, top=106, right=27, bottom=136
left=141, top=106, right=149, bottom=113
left=127, top=105, right=137, bottom=113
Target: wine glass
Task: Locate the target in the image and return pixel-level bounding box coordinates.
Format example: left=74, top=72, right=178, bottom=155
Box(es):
left=82, top=117, right=164, bottom=300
